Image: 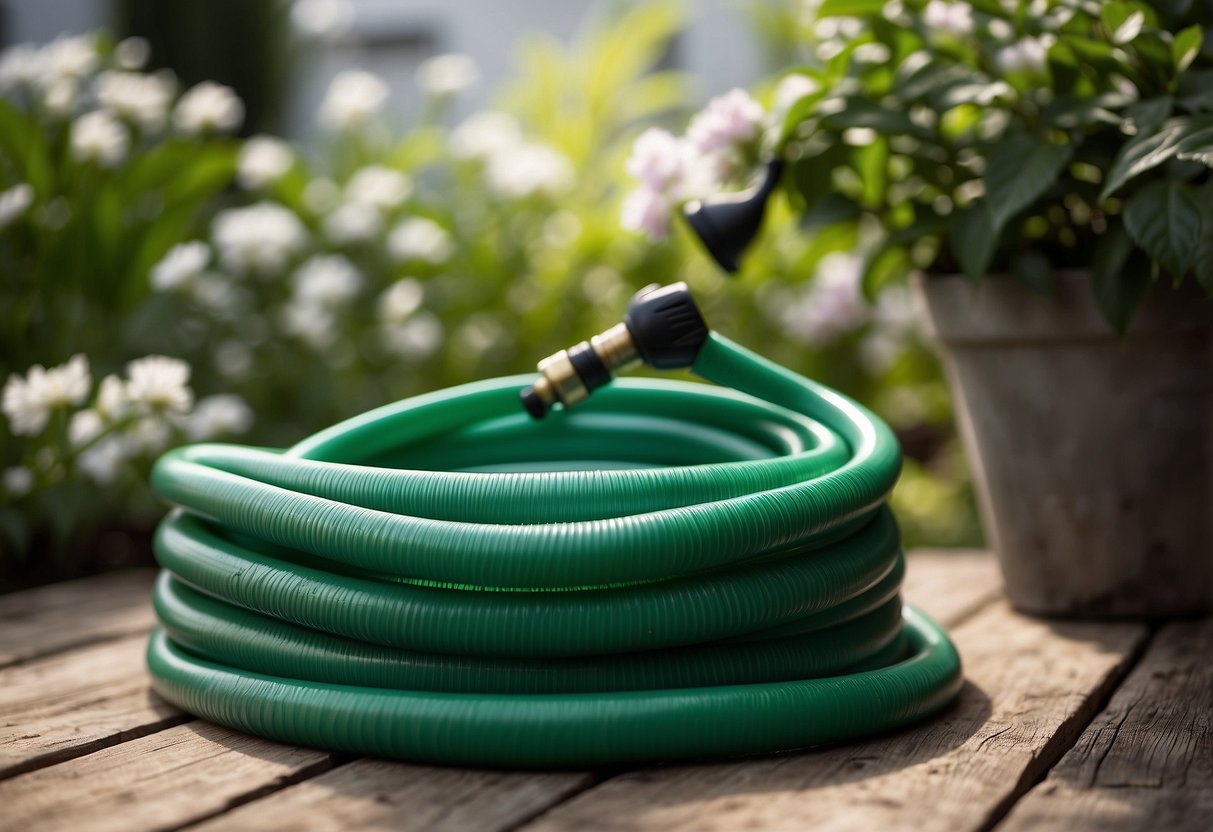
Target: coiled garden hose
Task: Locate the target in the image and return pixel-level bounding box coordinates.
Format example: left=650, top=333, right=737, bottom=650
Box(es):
left=145, top=283, right=962, bottom=769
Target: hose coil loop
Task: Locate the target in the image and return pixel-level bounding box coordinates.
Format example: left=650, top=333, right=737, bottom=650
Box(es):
left=146, top=333, right=961, bottom=768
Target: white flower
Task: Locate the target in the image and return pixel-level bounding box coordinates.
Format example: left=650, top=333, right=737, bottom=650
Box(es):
left=415, top=53, right=479, bottom=98
left=150, top=241, right=210, bottom=291
left=303, top=177, right=341, bottom=213
left=381, top=310, right=443, bottom=359
left=238, top=135, right=294, bottom=190
left=125, top=417, right=171, bottom=455
left=68, top=409, right=104, bottom=448
left=378, top=278, right=424, bottom=323
left=279, top=298, right=337, bottom=350
left=190, top=273, right=240, bottom=315
left=687, top=88, right=764, bottom=155
left=125, top=355, right=193, bottom=415
left=997, top=37, right=1049, bottom=73
left=1, top=355, right=90, bottom=436
left=0, top=45, right=43, bottom=91
left=2, top=467, right=33, bottom=497
left=114, top=37, right=151, bottom=71
left=626, top=128, right=688, bottom=191
left=777, top=253, right=869, bottom=346
left=624, top=129, right=716, bottom=205
left=214, top=340, right=253, bottom=380
left=450, top=110, right=523, bottom=161
left=186, top=394, right=253, bottom=440
left=96, top=70, right=175, bottom=132
left=292, top=254, right=362, bottom=306
left=345, top=165, right=412, bottom=211
left=620, top=186, right=672, bottom=240
left=923, top=1, right=974, bottom=35
left=174, top=81, right=244, bottom=135
left=322, top=201, right=383, bottom=243
left=986, top=18, right=1014, bottom=41
left=42, top=79, right=78, bottom=117
left=387, top=217, right=453, bottom=263
left=96, top=375, right=128, bottom=421
left=291, top=0, right=356, bottom=40
left=40, top=35, right=98, bottom=83
left=212, top=202, right=308, bottom=275
left=319, top=69, right=389, bottom=130
left=77, top=436, right=127, bottom=484
left=70, top=110, right=129, bottom=167
left=485, top=143, right=573, bottom=199
left=0, top=183, right=34, bottom=230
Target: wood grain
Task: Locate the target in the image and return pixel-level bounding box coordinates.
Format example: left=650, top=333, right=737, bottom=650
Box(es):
left=0, top=633, right=185, bottom=779
left=0, top=568, right=157, bottom=668
left=0, top=721, right=334, bottom=832
left=1001, top=617, right=1213, bottom=832
left=517, top=604, right=1148, bottom=832
left=901, top=549, right=1002, bottom=626
left=137, top=549, right=1003, bottom=831
left=190, top=759, right=597, bottom=832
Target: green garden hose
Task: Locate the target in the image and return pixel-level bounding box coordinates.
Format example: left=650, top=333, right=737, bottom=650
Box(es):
left=145, top=283, right=961, bottom=768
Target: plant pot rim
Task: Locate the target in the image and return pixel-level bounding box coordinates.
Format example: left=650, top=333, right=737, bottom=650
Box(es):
left=911, top=268, right=1213, bottom=344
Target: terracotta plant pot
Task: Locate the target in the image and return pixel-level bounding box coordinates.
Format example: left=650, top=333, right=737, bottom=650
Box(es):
left=912, top=271, right=1213, bottom=618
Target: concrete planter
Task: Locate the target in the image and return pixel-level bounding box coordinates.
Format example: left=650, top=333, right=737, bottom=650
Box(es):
left=912, top=271, right=1213, bottom=618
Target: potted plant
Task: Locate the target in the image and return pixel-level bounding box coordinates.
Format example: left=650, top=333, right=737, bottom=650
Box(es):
left=626, top=0, right=1213, bottom=617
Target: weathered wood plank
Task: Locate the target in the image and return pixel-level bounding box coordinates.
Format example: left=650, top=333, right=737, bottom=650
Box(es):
left=902, top=549, right=1002, bottom=626
left=190, top=759, right=597, bottom=832
left=162, top=549, right=1002, bottom=831
left=1001, top=617, right=1213, bottom=832
left=0, top=633, right=185, bottom=779
left=518, top=604, right=1148, bottom=832
left=0, top=568, right=157, bottom=668
left=0, top=721, right=335, bottom=832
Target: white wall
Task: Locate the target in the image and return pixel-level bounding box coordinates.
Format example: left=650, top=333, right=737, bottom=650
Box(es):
left=0, top=0, right=773, bottom=136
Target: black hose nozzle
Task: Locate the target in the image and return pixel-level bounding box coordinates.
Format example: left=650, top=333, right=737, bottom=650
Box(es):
left=519, top=282, right=709, bottom=418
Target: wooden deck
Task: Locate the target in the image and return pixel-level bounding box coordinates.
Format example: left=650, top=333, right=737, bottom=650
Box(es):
left=1, top=551, right=1209, bottom=832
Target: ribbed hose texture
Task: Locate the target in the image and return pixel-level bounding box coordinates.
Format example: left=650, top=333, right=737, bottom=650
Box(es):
left=145, top=333, right=961, bottom=768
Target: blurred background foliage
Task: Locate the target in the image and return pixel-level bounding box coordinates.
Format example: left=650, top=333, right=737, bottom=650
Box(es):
left=0, top=0, right=981, bottom=588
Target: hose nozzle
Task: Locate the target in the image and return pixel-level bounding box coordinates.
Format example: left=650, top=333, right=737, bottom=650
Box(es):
left=520, top=282, right=709, bottom=418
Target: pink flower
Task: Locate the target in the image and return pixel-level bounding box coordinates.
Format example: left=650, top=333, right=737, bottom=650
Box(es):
left=687, top=88, right=764, bottom=155
left=626, top=128, right=687, bottom=190
left=620, top=186, right=672, bottom=240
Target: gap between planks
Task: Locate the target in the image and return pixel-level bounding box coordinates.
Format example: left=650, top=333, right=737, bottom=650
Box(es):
left=0, top=568, right=157, bottom=669
left=997, top=616, right=1213, bottom=832
left=514, top=605, right=1150, bottom=831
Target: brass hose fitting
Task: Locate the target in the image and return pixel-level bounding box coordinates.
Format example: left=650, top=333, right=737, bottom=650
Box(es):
left=520, top=282, right=708, bottom=419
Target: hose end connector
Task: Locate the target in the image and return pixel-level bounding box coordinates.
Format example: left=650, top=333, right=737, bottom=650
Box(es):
left=519, top=282, right=708, bottom=418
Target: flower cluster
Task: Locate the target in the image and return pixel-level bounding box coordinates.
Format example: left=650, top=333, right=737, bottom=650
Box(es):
left=0, top=34, right=243, bottom=173
left=147, top=59, right=579, bottom=374
left=620, top=88, right=766, bottom=239
left=2, top=354, right=251, bottom=496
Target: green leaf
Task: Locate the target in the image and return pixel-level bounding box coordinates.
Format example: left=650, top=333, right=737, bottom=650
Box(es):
left=1194, top=182, right=1213, bottom=292
left=1109, top=10, right=1146, bottom=44
left=1012, top=249, right=1055, bottom=297
left=821, top=98, right=919, bottom=135
left=984, top=133, right=1074, bottom=230
left=1173, top=24, right=1203, bottom=72
left=949, top=205, right=997, bottom=280
left=861, top=245, right=909, bottom=301
left=1101, top=115, right=1213, bottom=198
left=853, top=138, right=888, bottom=207
left=1043, top=95, right=1127, bottom=129
left=1123, top=180, right=1204, bottom=276
left=1124, top=97, right=1173, bottom=134
left=1091, top=222, right=1153, bottom=334
left=817, top=0, right=885, bottom=16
